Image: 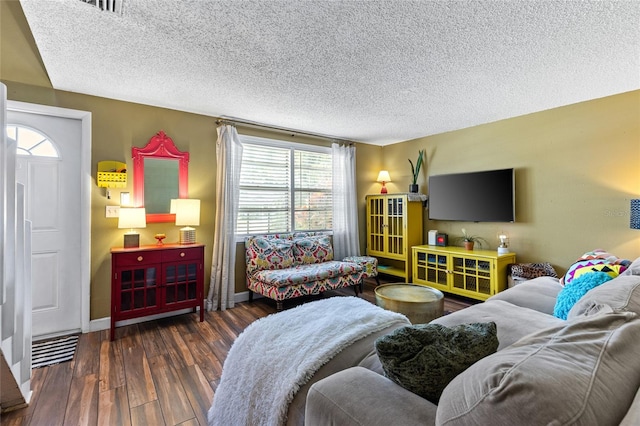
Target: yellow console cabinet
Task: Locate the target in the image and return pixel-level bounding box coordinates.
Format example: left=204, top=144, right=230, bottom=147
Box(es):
left=366, top=194, right=423, bottom=281
left=412, top=245, right=516, bottom=301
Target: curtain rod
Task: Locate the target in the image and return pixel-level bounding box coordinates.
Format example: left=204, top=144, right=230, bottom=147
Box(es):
left=215, top=116, right=351, bottom=144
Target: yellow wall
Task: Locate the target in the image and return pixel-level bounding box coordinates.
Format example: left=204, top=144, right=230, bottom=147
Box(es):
left=3, top=1, right=640, bottom=321
left=379, top=91, right=640, bottom=273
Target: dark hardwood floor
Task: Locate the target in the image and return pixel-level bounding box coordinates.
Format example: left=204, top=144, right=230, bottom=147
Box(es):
left=1, top=278, right=472, bottom=426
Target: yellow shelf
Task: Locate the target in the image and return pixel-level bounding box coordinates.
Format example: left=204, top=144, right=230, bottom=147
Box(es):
left=97, top=161, right=127, bottom=188
left=366, top=194, right=424, bottom=281
left=412, top=245, right=516, bottom=301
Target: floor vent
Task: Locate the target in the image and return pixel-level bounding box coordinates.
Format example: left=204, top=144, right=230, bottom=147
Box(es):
left=79, top=0, right=124, bottom=15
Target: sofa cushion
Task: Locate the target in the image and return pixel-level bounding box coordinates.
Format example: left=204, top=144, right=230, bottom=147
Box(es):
left=553, top=271, right=613, bottom=320
left=436, top=311, right=640, bottom=426
left=488, top=276, right=562, bottom=315
left=568, top=275, right=640, bottom=319
left=375, top=322, right=498, bottom=404
left=292, top=235, right=334, bottom=264
left=253, top=261, right=361, bottom=287
left=431, top=299, right=563, bottom=350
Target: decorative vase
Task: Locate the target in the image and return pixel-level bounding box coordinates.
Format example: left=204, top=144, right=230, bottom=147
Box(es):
left=409, top=184, right=419, bottom=193
left=464, top=241, right=474, bottom=250
left=154, top=233, right=166, bottom=245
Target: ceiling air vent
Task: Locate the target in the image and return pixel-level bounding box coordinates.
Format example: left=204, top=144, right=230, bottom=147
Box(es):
left=79, top=0, right=124, bottom=15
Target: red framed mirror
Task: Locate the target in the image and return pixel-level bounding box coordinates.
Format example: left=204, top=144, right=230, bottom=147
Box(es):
left=132, top=131, right=189, bottom=223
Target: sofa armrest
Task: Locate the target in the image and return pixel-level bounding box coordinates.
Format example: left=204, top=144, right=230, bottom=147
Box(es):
left=305, top=367, right=437, bottom=426
left=488, top=276, right=562, bottom=315
left=620, top=386, right=640, bottom=426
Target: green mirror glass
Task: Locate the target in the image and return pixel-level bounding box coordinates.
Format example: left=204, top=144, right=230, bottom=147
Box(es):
left=143, top=158, right=179, bottom=214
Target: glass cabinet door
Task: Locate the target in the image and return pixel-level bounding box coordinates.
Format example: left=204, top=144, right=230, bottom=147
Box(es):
left=164, top=262, right=198, bottom=305
left=385, top=196, right=405, bottom=256
left=451, top=256, right=492, bottom=296
left=119, top=266, right=158, bottom=312
left=367, top=196, right=385, bottom=254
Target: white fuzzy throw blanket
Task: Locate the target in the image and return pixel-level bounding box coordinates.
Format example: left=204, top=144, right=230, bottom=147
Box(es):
left=208, top=296, right=408, bottom=426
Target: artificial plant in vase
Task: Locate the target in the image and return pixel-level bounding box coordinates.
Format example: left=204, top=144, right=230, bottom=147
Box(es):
left=408, top=149, right=425, bottom=193
left=456, top=228, right=489, bottom=250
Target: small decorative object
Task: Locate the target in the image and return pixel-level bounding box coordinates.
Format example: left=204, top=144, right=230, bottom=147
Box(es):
left=457, top=228, right=488, bottom=250
left=408, top=149, right=425, bottom=193
left=436, top=233, right=448, bottom=247
left=428, top=230, right=438, bottom=245
left=154, top=233, right=166, bottom=245
left=497, top=233, right=509, bottom=255
left=377, top=170, right=391, bottom=194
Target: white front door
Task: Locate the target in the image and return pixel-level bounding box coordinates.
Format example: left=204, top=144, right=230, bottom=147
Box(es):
left=8, top=112, right=83, bottom=339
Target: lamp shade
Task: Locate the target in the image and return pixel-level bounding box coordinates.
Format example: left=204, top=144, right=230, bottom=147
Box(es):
left=118, top=207, right=146, bottom=229
left=631, top=199, right=640, bottom=230
left=377, top=170, right=391, bottom=183
left=174, top=199, right=201, bottom=226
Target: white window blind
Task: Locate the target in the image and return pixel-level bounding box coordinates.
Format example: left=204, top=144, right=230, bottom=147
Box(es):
left=237, top=137, right=332, bottom=235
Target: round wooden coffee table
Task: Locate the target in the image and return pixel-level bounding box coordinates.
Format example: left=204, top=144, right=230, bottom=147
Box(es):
left=375, top=283, right=444, bottom=324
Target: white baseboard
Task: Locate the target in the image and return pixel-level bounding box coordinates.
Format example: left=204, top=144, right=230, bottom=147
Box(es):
left=89, top=307, right=197, bottom=332
left=90, top=292, right=259, bottom=332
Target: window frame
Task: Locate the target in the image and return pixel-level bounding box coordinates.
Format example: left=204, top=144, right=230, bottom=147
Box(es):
left=235, top=134, right=333, bottom=240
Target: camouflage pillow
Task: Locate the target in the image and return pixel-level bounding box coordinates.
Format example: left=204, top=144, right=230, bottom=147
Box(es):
left=375, top=322, right=498, bottom=404
left=510, top=262, right=558, bottom=280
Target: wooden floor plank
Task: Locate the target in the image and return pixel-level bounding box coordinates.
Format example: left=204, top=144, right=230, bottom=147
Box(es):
left=120, top=333, right=157, bottom=408
left=27, top=362, right=73, bottom=426
left=175, top=364, right=214, bottom=426
left=180, top=331, right=224, bottom=384
left=97, top=386, right=131, bottom=426
left=157, top=324, right=195, bottom=371
left=64, top=373, right=99, bottom=426
left=98, top=339, right=126, bottom=393
left=148, top=355, right=195, bottom=425
left=137, top=322, right=168, bottom=359
left=130, top=400, right=165, bottom=426
left=5, top=279, right=470, bottom=424
left=74, top=331, right=101, bottom=378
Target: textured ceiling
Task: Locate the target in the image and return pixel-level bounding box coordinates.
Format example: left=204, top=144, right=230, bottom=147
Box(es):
left=19, top=0, right=640, bottom=145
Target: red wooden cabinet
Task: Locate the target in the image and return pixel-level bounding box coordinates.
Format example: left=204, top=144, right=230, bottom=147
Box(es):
left=110, top=243, right=204, bottom=340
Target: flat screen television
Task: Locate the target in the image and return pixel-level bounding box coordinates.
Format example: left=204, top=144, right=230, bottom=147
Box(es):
left=428, top=168, right=515, bottom=222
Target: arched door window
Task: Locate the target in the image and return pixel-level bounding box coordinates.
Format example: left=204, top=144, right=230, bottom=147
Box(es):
left=6, top=125, right=60, bottom=158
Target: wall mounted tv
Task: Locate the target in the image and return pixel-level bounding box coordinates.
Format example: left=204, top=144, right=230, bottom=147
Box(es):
left=428, top=168, right=515, bottom=222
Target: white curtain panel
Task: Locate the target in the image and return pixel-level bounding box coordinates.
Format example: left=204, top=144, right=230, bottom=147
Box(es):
left=207, top=124, right=243, bottom=311
left=331, top=142, right=361, bottom=259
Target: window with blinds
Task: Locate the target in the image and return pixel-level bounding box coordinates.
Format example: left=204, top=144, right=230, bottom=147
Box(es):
left=237, top=136, right=332, bottom=236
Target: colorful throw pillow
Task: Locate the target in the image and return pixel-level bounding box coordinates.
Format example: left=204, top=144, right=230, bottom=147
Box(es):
left=553, top=272, right=613, bottom=320
left=572, top=263, right=625, bottom=280
left=375, top=322, right=498, bottom=404
left=292, top=235, right=333, bottom=264
left=560, top=249, right=630, bottom=286
left=245, top=237, right=295, bottom=274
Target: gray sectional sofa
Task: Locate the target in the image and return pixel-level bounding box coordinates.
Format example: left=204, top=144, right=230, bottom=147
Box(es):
left=304, top=260, right=640, bottom=425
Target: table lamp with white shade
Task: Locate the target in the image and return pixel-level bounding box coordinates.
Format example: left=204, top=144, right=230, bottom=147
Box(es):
left=173, top=199, right=201, bottom=244
left=118, top=207, right=146, bottom=248
left=376, top=170, right=391, bottom=194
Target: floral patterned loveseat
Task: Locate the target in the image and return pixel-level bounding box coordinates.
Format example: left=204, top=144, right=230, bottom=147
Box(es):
left=245, top=233, right=364, bottom=310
